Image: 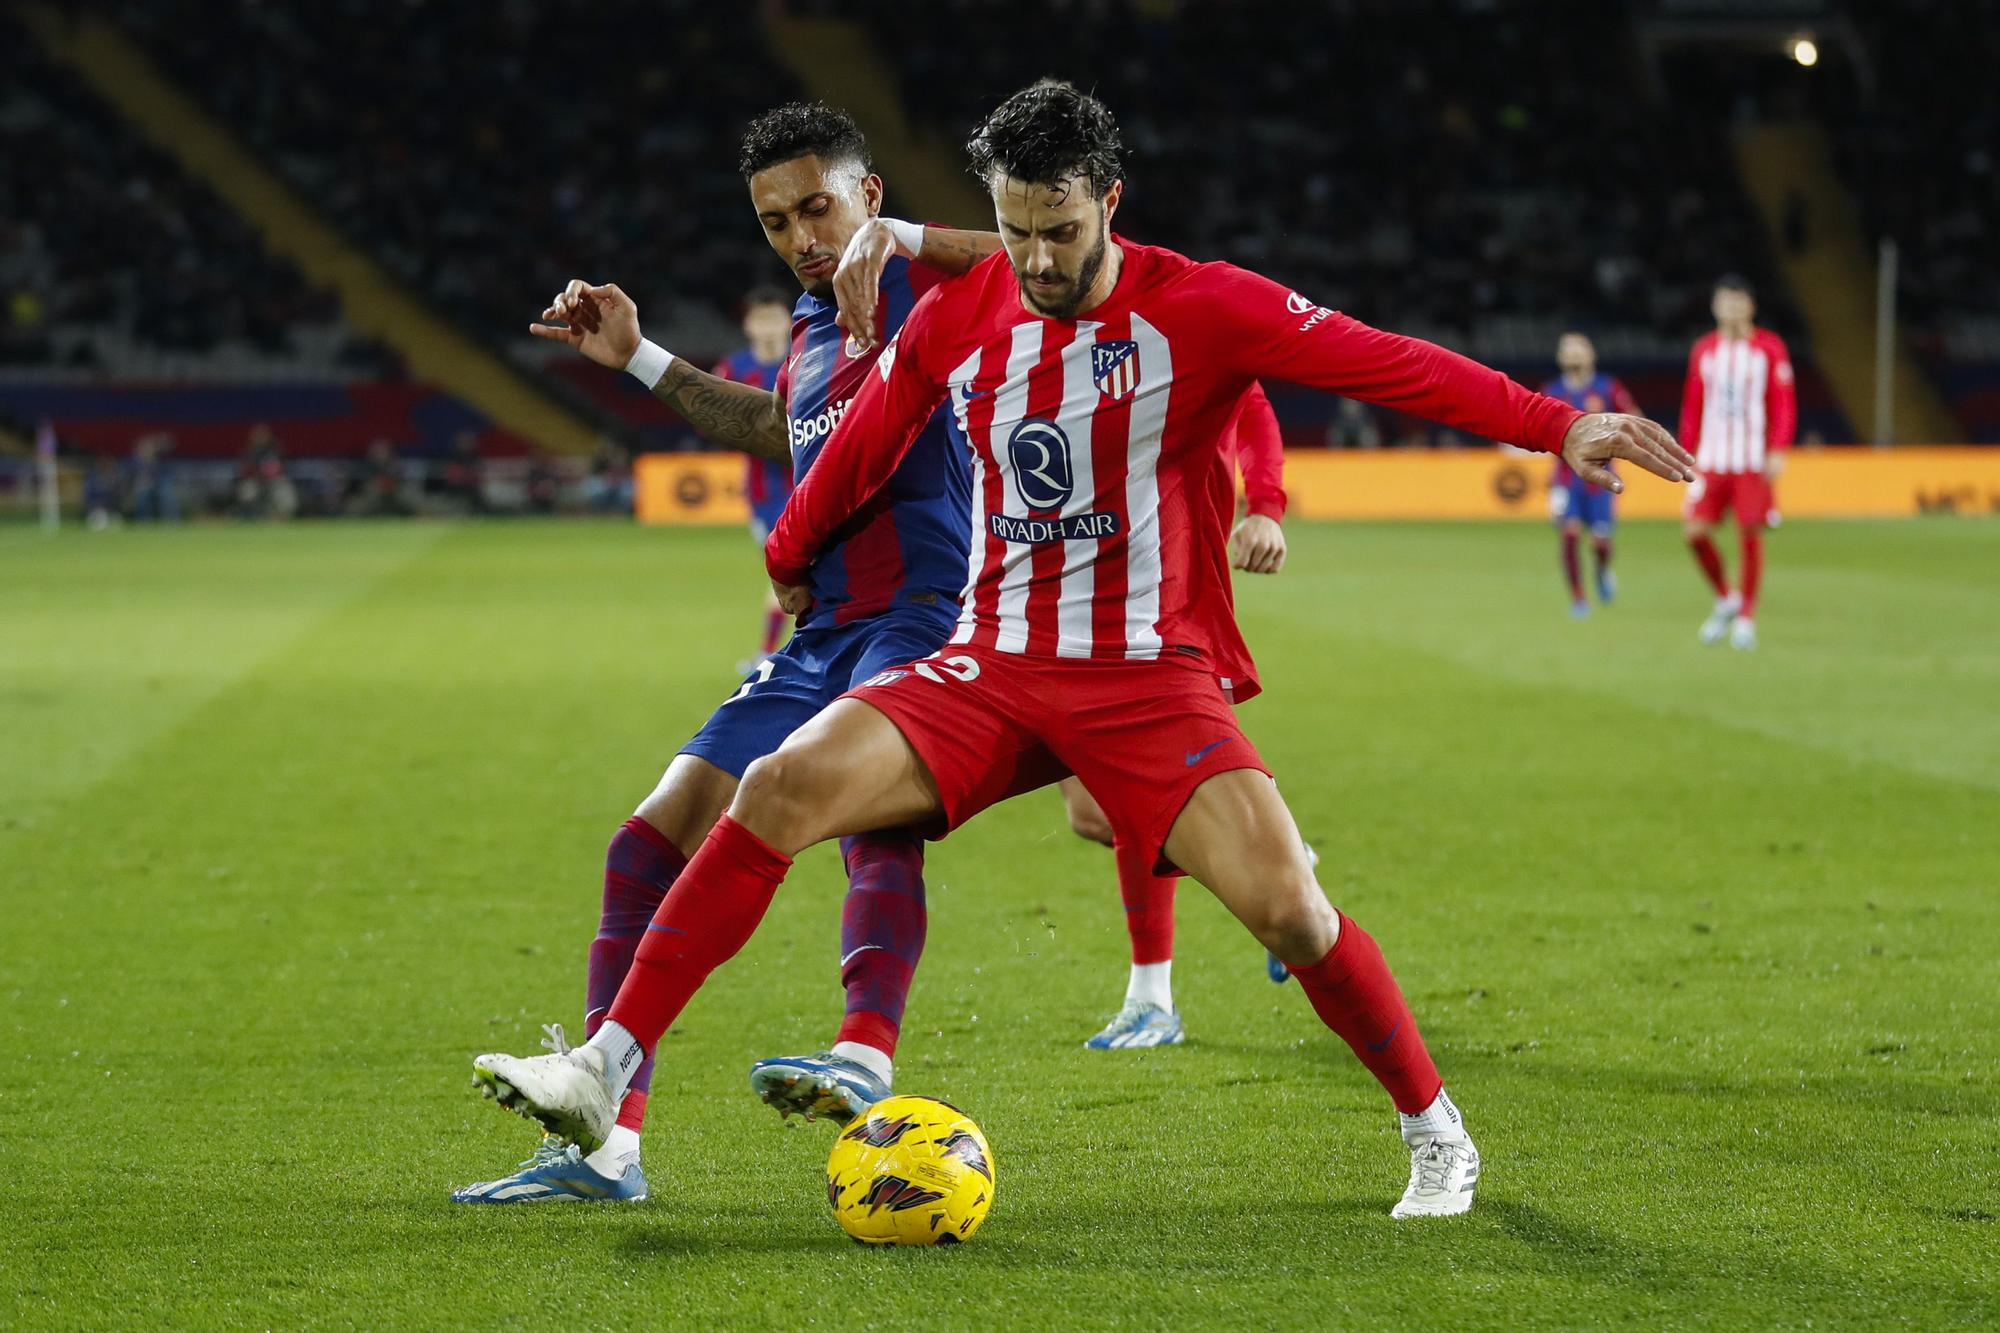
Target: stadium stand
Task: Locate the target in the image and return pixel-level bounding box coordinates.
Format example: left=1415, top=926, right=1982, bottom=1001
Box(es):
left=6, top=0, right=1992, bottom=506
left=845, top=0, right=1847, bottom=441
left=1814, top=0, right=2000, bottom=439
left=115, top=0, right=808, bottom=449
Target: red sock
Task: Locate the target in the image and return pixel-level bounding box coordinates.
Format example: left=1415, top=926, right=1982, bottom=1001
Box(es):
left=1560, top=530, right=1583, bottom=601
left=1689, top=533, right=1730, bottom=598
left=605, top=814, right=790, bottom=1052
left=1288, top=914, right=1442, bottom=1114
left=1740, top=531, right=1764, bottom=616
left=1115, top=837, right=1175, bottom=965
left=615, top=1089, right=647, bottom=1132
left=761, top=606, right=787, bottom=654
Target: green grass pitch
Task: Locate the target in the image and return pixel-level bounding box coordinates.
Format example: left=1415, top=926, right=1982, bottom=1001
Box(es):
left=2, top=518, right=1995, bottom=1328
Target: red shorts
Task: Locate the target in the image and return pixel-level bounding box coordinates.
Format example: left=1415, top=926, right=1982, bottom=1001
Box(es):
left=1686, top=471, right=1773, bottom=528
left=845, top=645, right=1269, bottom=870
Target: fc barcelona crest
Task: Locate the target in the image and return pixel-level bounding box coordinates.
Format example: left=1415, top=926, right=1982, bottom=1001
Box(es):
left=1091, top=339, right=1140, bottom=400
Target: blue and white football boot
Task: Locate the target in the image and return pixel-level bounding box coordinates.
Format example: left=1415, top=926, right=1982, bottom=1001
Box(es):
left=749, top=1051, right=890, bottom=1126
left=1084, top=1000, right=1184, bottom=1050
left=450, top=1137, right=648, bottom=1204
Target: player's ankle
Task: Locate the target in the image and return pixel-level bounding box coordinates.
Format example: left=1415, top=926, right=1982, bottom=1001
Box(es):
left=585, top=1124, right=642, bottom=1174
left=1125, top=960, right=1173, bottom=1010
left=829, top=1040, right=893, bottom=1085
left=1399, top=1087, right=1469, bottom=1147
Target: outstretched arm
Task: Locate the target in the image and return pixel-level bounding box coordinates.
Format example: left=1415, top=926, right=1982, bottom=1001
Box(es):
left=1215, top=268, right=1695, bottom=491
left=533, top=280, right=788, bottom=463
left=765, top=296, right=951, bottom=611
left=833, top=218, right=1001, bottom=351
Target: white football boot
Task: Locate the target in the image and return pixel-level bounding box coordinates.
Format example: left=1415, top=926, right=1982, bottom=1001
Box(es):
left=1392, top=1135, right=1481, bottom=1218
left=1698, top=593, right=1741, bottom=645
left=1729, top=617, right=1758, bottom=651
left=472, top=1024, right=618, bottom=1153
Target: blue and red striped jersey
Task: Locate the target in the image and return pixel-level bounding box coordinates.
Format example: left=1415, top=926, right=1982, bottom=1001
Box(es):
left=776, top=255, right=970, bottom=631
left=716, top=348, right=792, bottom=529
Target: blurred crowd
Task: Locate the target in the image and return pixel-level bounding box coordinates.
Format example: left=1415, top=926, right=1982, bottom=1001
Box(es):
left=1817, top=0, right=1999, bottom=356
left=855, top=0, right=1798, bottom=353
left=115, top=0, right=805, bottom=366
left=0, top=16, right=395, bottom=374
left=4, top=0, right=1995, bottom=475
left=56, top=426, right=634, bottom=526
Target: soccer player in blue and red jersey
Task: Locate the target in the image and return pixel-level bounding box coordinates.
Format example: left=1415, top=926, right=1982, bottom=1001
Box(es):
left=1543, top=332, right=1641, bottom=617
left=451, top=102, right=1002, bottom=1204
left=472, top=81, right=1695, bottom=1218
left=716, top=287, right=797, bottom=661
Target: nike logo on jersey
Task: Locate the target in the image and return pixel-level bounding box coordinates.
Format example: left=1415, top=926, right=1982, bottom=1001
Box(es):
left=1184, top=739, right=1229, bottom=766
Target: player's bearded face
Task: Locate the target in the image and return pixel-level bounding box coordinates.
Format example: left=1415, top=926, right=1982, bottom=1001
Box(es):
left=993, top=175, right=1121, bottom=320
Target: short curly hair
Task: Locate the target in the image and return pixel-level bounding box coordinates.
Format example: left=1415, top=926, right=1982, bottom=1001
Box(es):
left=738, top=101, right=870, bottom=180
left=966, top=79, right=1123, bottom=199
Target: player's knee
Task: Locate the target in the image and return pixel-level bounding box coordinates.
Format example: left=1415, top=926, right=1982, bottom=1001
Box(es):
left=732, top=750, right=830, bottom=850
left=1249, top=875, right=1339, bottom=965
left=1683, top=519, right=1710, bottom=542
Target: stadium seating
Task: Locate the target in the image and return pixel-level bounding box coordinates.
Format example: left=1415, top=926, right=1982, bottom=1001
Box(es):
left=116, top=0, right=805, bottom=415
left=1814, top=0, right=2000, bottom=439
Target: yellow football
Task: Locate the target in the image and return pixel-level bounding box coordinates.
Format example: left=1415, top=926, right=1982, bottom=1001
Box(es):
left=825, top=1095, right=996, bottom=1245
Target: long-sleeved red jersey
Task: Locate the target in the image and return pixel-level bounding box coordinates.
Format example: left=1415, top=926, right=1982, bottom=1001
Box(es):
left=770, top=240, right=1580, bottom=680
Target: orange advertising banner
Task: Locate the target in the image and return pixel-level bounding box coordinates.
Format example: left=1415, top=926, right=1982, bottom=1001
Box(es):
left=639, top=447, right=2000, bottom=525
left=1282, top=446, right=2000, bottom=519
left=635, top=452, right=751, bottom=525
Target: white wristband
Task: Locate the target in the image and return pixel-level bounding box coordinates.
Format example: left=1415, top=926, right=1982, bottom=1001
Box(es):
left=883, top=217, right=925, bottom=260
left=624, top=338, right=673, bottom=389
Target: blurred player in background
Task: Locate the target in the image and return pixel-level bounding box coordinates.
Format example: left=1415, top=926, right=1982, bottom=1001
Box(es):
left=471, top=80, right=1697, bottom=1218
left=1064, top=381, right=1297, bottom=1050
left=1681, top=276, right=1795, bottom=650
left=716, top=287, right=798, bottom=664
left=1543, top=332, right=1639, bottom=618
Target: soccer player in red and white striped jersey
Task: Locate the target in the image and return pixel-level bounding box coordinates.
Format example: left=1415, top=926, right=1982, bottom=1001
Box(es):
left=473, top=81, right=1696, bottom=1220
left=1681, top=276, right=1796, bottom=650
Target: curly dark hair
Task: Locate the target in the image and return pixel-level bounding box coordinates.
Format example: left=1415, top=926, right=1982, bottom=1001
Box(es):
left=966, top=79, right=1123, bottom=198
left=737, top=101, right=870, bottom=179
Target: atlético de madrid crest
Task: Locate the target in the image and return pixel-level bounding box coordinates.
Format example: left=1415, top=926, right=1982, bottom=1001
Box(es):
left=1091, top=339, right=1140, bottom=400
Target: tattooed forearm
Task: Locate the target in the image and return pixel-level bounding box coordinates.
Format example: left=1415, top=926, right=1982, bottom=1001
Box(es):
left=917, top=227, right=1003, bottom=276
left=652, top=361, right=789, bottom=462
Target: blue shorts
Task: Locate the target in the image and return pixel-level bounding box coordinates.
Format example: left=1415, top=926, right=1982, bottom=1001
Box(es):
left=1551, top=476, right=1615, bottom=532
left=679, top=613, right=954, bottom=778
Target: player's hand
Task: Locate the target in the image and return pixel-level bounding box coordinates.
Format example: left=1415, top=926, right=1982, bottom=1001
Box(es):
left=1229, top=514, right=1286, bottom=574
left=833, top=219, right=897, bottom=352
left=1560, top=413, right=1696, bottom=492
left=530, top=280, right=642, bottom=371
left=1765, top=452, right=1788, bottom=482
left=771, top=579, right=814, bottom=617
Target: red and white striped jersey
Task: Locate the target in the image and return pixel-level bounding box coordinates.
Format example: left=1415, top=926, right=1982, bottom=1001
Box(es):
left=768, top=239, right=1581, bottom=678
left=1679, top=328, right=1797, bottom=474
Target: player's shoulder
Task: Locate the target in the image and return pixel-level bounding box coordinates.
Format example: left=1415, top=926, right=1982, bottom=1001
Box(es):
left=1754, top=326, right=1793, bottom=355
